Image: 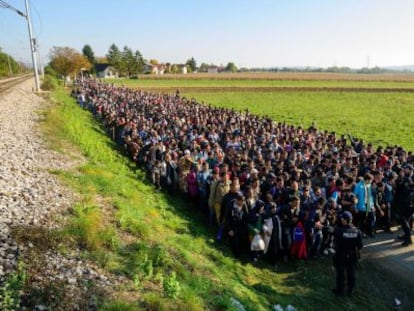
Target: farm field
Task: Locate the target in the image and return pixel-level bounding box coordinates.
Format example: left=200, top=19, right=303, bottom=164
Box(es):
left=110, top=77, right=414, bottom=89
left=111, top=72, right=414, bottom=81
left=109, top=73, right=414, bottom=152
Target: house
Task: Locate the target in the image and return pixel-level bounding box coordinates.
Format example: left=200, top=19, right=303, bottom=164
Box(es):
left=95, top=63, right=118, bottom=78
left=207, top=66, right=219, bottom=74
left=177, top=64, right=188, bottom=74
left=143, top=63, right=166, bottom=75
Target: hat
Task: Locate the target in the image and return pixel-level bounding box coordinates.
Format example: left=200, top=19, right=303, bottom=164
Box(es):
left=184, top=149, right=191, bottom=155
left=341, top=211, right=353, bottom=222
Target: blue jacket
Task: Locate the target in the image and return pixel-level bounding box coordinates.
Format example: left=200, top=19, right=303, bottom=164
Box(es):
left=353, top=180, right=374, bottom=212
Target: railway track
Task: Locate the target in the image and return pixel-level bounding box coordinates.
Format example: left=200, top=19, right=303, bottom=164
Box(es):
left=0, top=74, right=34, bottom=95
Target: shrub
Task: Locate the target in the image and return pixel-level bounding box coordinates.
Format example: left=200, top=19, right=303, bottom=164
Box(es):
left=41, top=75, right=58, bottom=91
left=44, top=65, right=58, bottom=77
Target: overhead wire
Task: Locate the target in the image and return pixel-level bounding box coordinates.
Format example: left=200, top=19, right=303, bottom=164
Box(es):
left=29, top=0, right=42, bottom=38
left=0, top=0, right=26, bottom=17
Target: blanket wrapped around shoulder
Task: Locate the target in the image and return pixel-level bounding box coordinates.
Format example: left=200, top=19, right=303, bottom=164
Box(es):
left=290, top=221, right=307, bottom=259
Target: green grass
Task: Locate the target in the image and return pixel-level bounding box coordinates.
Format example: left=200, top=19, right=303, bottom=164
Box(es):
left=32, top=82, right=414, bottom=310
left=181, top=91, right=414, bottom=152
left=108, top=78, right=414, bottom=89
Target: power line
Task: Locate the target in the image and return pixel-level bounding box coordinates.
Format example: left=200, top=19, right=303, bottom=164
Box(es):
left=0, top=0, right=26, bottom=17
left=1, top=0, right=40, bottom=91
left=29, top=0, right=43, bottom=38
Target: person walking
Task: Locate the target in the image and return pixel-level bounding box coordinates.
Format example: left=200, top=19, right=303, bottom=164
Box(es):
left=332, top=211, right=363, bottom=297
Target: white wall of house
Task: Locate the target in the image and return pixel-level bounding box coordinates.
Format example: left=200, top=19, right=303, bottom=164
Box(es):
left=180, top=66, right=188, bottom=74
left=97, top=66, right=118, bottom=78
left=207, top=67, right=218, bottom=74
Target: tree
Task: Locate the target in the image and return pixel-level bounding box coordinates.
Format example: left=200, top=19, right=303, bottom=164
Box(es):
left=134, top=50, right=145, bottom=74
left=82, top=44, right=95, bottom=73
left=150, top=59, right=159, bottom=65
left=225, top=62, right=238, bottom=73
left=49, top=46, right=91, bottom=85
left=121, top=46, right=134, bottom=77
left=82, top=44, right=95, bottom=65
left=107, top=44, right=145, bottom=77
left=170, top=64, right=179, bottom=74
left=186, top=57, right=197, bottom=72
left=120, top=46, right=145, bottom=77
left=199, top=62, right=209, bottom=72
left=164, top=62, right=172, bottom=74
left=0, top=50, right=22, bottom=77
left=106, top=43, right=122, bottom=72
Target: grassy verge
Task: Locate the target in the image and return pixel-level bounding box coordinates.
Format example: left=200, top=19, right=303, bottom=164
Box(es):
left=32, top=83, right=414, bottom=310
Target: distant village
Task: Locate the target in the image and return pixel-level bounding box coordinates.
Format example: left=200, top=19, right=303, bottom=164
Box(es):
left=95, top=60, right=237, bottom=79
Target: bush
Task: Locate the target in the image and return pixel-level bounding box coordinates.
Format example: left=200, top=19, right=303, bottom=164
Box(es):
left=44, top=65, right=58, bottom=77
left=41, top=75, right=58, bottom=91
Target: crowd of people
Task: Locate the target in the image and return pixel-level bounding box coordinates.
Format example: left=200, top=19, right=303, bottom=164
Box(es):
left=73, top=78, right=414, bottom=265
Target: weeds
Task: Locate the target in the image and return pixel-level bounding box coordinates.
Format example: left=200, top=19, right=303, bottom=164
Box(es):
left=101, top=301, right=140, bottom=311
left=11, top=225, right=62, bottom=253
left=0, top=261, right=27, bottom=311
left=163, top=271, right=181, bottom=299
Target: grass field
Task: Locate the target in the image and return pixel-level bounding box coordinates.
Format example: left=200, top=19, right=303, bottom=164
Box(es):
left=17, top=76, right=413, bottom=310
left=110, top=72, right=414, bottom=81
left=110, top=78, right=414, bottom=89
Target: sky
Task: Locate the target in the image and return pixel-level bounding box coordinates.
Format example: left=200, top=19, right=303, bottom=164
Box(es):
left=1, top=0, right=414, bottom=69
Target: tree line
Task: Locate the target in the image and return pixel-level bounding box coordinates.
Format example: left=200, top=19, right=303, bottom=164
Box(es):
left=0, top=48, right=30, bottom=77
left=45, top=43, right=241, bottom=81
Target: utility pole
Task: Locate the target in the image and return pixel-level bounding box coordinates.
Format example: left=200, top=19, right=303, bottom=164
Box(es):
left=0, top=0, right=40, bottom=91
left=25, top=0, right=40, bottom=91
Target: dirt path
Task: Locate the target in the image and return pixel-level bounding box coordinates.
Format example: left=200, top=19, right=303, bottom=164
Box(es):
left=363, top=227, right=414, bottom=308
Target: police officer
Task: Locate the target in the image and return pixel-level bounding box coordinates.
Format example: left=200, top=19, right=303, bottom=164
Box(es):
left=332, top=211, right=363, bottom=297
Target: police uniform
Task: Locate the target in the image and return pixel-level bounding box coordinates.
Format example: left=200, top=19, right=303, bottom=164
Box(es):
left=333, top=211, right=363, bottom=297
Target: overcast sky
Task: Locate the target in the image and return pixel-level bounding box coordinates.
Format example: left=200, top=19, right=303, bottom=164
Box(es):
left=1, top=0, right=413, bottom=68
